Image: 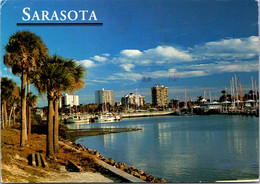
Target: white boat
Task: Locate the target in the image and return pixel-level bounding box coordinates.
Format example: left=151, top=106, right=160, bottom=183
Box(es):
left=115, top=114, right=122, bottom=121
left=65, top=115, right=92, bottom=124
left=98, top=113, right=116, bottom=123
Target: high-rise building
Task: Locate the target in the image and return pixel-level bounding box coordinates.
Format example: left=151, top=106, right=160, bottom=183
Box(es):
left=151, top=85, right=169, bottom=107
left=121, top=93, right=145, bottom=107
left=59, top=93, right=79, bottom=108
left=95, top=88, right=115, bottom=106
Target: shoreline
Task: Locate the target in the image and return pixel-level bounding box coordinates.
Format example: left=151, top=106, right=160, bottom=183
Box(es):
left=2, top=128, right=166, bottom=183
left=68, top=127, right=143, bottom=141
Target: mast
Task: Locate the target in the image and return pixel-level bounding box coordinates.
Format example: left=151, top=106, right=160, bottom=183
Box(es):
left=204, top=88, right=207, bottom=101
left=232, top=77, right=235, bottom=108
left=251, top=76, right=255, bottom=102
left=238, top=77, right=243, bottom=109
left=255, top=80, right=258, bottom=107
left=184, top=89, right=187, bottom=109
left=234, top=75, right=239, bottom=108
left=188, top=95, right=192, bottom=108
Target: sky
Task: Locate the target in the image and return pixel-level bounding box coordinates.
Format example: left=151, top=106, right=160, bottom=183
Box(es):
left=1, top=0, right=259, bottom=107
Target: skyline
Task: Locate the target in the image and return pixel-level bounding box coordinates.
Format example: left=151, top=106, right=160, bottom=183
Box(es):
left=1, top=0, right=259, bottom=107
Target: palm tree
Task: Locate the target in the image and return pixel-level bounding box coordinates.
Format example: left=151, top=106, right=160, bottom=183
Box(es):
left=8, top=85, right=20, bottom=127
left=1, top=77, right=15, bottom=128
left=4, top=31, right=48, bottom=147
left=53, top=57, right=86, bottom=153
left=1, top=77, right=20, bottom=128
left=27, top=92, right=38, bottom=135
left=31, top=55, right=86, bottom=158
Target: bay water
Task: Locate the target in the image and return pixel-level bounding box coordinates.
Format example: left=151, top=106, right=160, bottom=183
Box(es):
left=68, top=115, right=259, bottom=183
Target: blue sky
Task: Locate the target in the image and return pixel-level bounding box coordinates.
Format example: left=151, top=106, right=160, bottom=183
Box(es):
left=1, top=0, right=259, bottom=107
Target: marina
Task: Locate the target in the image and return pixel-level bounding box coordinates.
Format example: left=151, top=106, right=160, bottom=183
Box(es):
left=71, top=115, right=259, bottom=183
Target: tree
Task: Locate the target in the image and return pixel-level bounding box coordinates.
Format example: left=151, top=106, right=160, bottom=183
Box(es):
left=1, top=77, right=15, bottom=128
left=4, top=31, right=48, bottom=147
left=27, top=92, right=38, bottom=135
left=53, top=56, right=86, bottom=153
left=1, top=77, right=20, bottom=128
left=31, top=55, right=86, bottom=157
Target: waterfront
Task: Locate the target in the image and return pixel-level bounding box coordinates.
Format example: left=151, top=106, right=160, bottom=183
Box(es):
left=68, top=115, right=259, bottom=183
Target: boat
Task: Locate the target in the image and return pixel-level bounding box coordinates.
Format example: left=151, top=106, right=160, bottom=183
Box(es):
left=115, top=114, right=122, bottom=121
left=64, top=115, right=94, bottom=124
left=98, top=113, right=116, bottom=122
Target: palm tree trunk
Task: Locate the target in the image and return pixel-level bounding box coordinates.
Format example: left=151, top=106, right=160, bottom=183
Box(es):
left=28, top=106, right=31, bottom=134
left=47, top=95, right=55, bottom=158
left=8, top=107, right=14, bottom=128
left=2, top=103, right=5, bottom=129
left=54, top=99, right=59, bottom=153
left=27, top=80, right=31, bottom=135
left=13, top=106, right=16, bottom=126
left=4, top=101, right=8, bottom=128
left=20, top=72, right=27, bottom=147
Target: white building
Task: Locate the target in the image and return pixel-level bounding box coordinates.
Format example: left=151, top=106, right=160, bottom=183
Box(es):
left=121, top=93, right=145, bottom=107
left=59, top=93, right=79, bottom=108
left=95, top=88, right=115, bottom=106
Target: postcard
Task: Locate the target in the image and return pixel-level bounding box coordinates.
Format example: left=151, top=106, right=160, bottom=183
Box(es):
left=1, top=0, right=259, bottom=183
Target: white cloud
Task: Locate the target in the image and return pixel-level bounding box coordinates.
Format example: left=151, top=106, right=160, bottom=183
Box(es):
left=145, top=46, right=193, bottom=61
left=192, top=36, right=259, bottom=60
left=120, top=63, right=135, bottom=72
left=107, top=72, right=143, bottom=82
left=140, top=60, right=150, bottom=65
left=77, top=59, right=96, bottom=68
left=102, top=53, right=110, bottom=57
left=92, top=55, right=108, bottom=62
left=84, top=36, right=259, bottom=84
left=120, top=49, right=142, bottom=57
left=179, top=71, right=207, bottom=78
left=216, top=62, right=259, bottom=72
left=90, top=79, right=109, bottom=83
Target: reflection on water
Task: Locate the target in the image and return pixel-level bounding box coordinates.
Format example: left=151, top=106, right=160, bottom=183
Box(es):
left=75, top=115, right=259, bottom=183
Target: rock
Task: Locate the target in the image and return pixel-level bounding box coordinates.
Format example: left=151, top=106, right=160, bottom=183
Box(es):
left=133, top=171, right=141, bottom=177
left=138, top=169, right=144, bottom=175
left=129, top=166, right=136, bottom=171
left=140, top=176, right=147, bottom=181
left=67, top=160, right=82, bottom=172
left=107, top=158, right=115, bottom=165
left=114, top=162, right=119, bottom=168
left=160, top=178, right=167, bottom=183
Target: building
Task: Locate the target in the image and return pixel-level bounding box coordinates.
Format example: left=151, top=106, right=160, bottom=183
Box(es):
left=35, top=108, right=44, bottom=118
left=95, top=88, right=115, bottom=106
left=59, top=93, right=79, bottom=108
left=121, top=93, right=145, bottom=107
left=151, top=85, right=169, bottom=107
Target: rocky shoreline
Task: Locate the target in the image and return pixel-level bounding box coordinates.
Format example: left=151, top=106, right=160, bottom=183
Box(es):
left=2, top=127, right=167, bottom=183
left=62, top=138, right=167, bottom=183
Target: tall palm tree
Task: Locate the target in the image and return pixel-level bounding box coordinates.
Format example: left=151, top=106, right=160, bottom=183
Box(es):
left=27, top=92, right=38, bottom=135
left=31, top=55, right=86, bottom=158
left=52, top=56, right=86, bottom=153
left=4, top=31, right=48, bottom=147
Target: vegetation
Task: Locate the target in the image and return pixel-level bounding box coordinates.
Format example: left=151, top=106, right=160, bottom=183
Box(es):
left=1, top=77, right=20, bottom=128
left=3, top=31, right=86, bottom=159
left=26, top=92, right=38, bottom=135
left=4, top=31, right=48, bottom=147
left=30, top=54, right=86, bottom=158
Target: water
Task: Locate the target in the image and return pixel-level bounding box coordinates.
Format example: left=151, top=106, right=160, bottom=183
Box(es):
left=68, top=115, right=259, bottom=183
